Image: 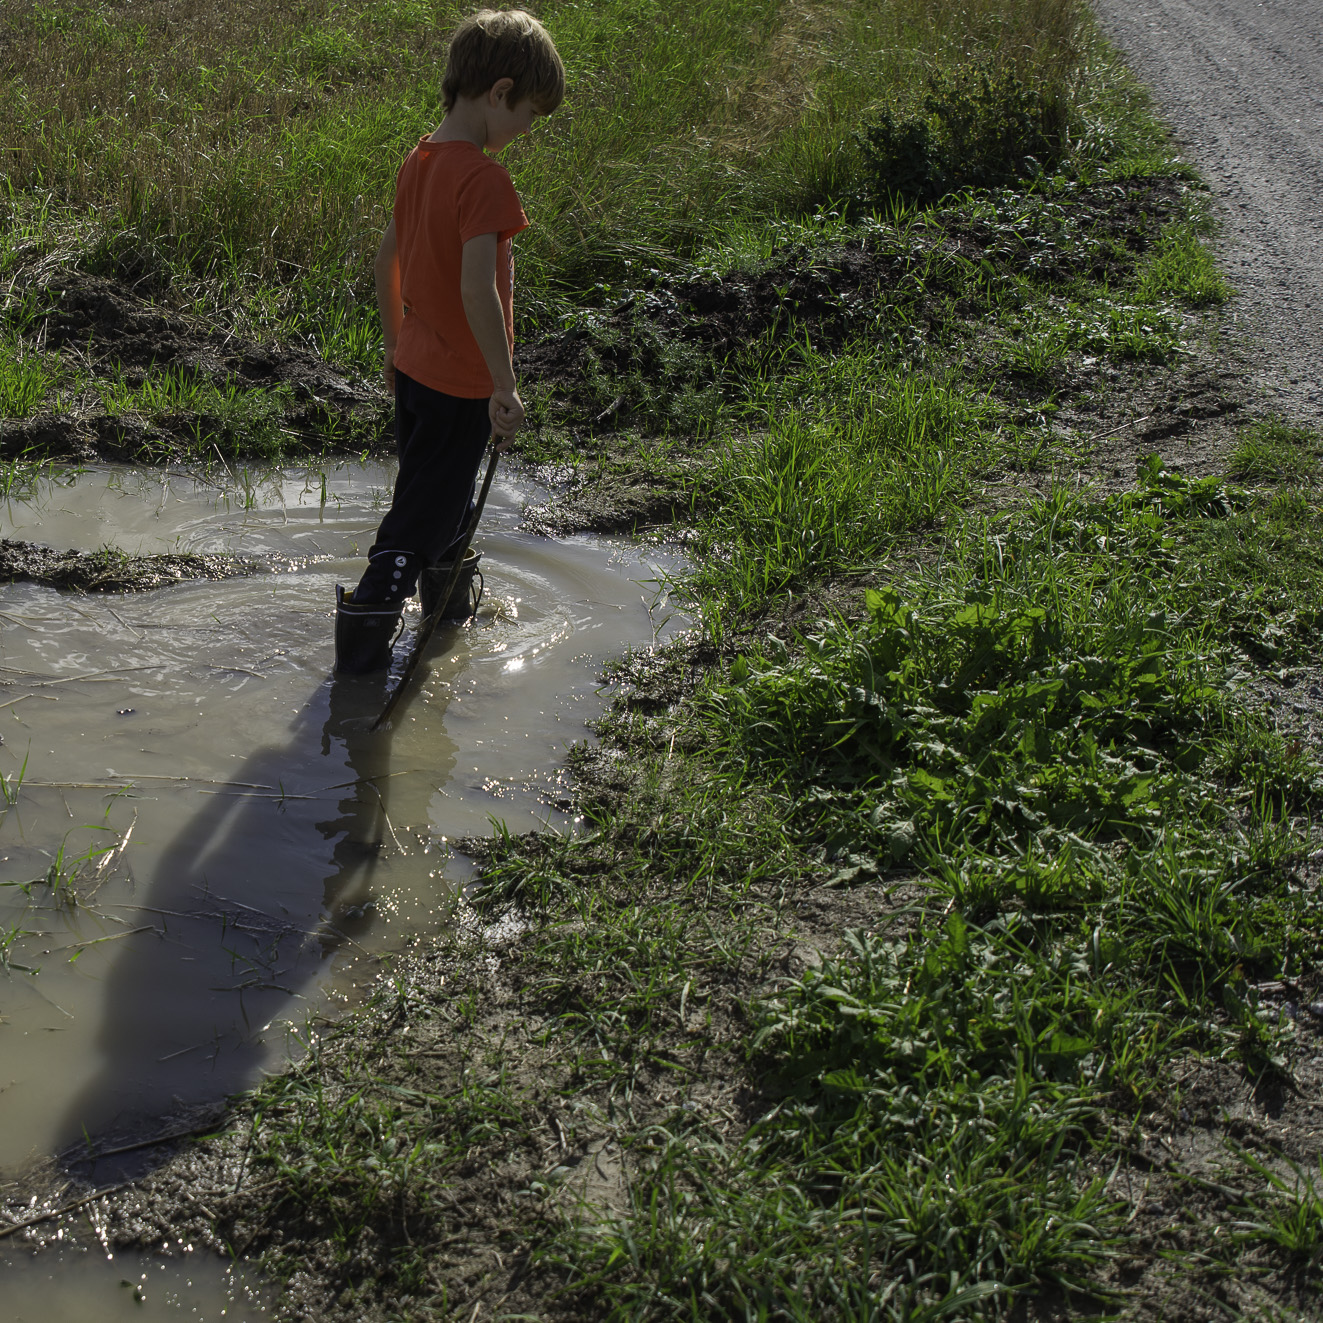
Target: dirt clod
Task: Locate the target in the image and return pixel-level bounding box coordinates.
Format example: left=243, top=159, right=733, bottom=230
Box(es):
left=1, top=269, right=389, bottom=462
left=0, top=537, right=262, bottom=593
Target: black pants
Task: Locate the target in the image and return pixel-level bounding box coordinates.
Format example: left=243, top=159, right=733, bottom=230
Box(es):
left=354, top=372, right=490, bottom=603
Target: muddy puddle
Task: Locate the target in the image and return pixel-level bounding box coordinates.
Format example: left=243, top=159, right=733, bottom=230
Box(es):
left=3, top=1245, right=270, bottom=1320
left=0, top=459, right=681, bottom=1192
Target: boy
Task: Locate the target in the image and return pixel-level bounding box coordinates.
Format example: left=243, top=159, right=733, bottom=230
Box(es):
left=335, top=8, right=564, bottom=673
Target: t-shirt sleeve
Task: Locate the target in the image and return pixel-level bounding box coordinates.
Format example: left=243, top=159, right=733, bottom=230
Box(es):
left=456, top=163, right=529, bottom=244
left=390, top=149, right=413, bottom=224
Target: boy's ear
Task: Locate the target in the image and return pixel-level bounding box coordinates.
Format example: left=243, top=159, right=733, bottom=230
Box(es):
left=488, top=76, right=515, bottom=105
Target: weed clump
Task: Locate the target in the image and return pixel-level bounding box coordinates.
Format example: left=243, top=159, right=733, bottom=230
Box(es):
left=709, top=460, right=1319, bottom=864
left=859, top=63, right=1075, bottom=202
left=1228, top=417, right=1322, bottom=484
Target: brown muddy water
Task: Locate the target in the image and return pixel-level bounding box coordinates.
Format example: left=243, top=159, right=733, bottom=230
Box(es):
left=4, top=1246, right=270, bottom=1319
left=0, top=460, right=681, bottom=1316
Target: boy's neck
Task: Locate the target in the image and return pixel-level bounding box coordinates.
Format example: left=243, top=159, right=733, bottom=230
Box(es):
left=428, top=78, right=531, bottom=155
left=430, top=97, right=490, bottom=151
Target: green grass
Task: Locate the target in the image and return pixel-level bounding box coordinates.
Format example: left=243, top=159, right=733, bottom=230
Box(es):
left=1136, top=220, right=1233, bottom=307
left=572, top=920, right=1121, bottom=1320
left=0, top=0, right=1118, bottom=364
left=5, top=0, right=1310, bottom=1317
left=1234, top=1154, right=1323, bottom=1267
left=0, top=749, right=27, bottom=809
left=705, top=466, right=1288, bottom=849
left=0, top=337, right=57, bottom=416
left=0, top=454, right=74, bottom=500
left=95, top=368, right=298, bottom=458
left=1228, top=418, right=1322, bottom=484
left=691, top=355, right=991, bottom=610
left=538, top=476, right=1323, bottom=1318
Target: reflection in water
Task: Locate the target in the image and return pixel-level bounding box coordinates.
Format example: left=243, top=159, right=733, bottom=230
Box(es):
left=316, top=676, right=421, bottom=947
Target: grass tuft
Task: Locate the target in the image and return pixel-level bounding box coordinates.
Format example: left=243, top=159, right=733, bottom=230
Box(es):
left=1228, top=418, right=1322, bottom=484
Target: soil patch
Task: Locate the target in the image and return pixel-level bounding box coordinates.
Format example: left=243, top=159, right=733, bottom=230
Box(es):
left=515, top=176, right=1185, bottom=439
left=0, top=536, right=262, bottom=593
left=1, top=269, right=389, bottom=463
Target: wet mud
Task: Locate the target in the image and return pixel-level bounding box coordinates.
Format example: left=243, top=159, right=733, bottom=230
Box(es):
left=0, top=536, right=259, bottom=592
left=521, top=460, right=696, bottom=536
left=1, top=264, right=387, bottom=463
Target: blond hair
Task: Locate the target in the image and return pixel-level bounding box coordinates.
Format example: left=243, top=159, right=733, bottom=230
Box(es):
left=442, top=10, right=565, bottom=114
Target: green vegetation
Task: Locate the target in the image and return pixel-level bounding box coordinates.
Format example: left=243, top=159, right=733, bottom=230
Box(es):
left=5, top=0, right=1319, bottom=1319
left=1229, top=417, right=1323, bottom=484
left=0, top=0, right=1106, bottom=319
left=0, top=0, right=1183, bottom=465
left=1136, top=219, right=1234, bottom=307
left=217, top=447, right=1323, bottom=1313
left=206, top=463, right=1323, bottom=1317
left=0, top=337, right=58, bottom=417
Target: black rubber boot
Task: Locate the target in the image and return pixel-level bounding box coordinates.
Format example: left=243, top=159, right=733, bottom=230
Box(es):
left=419, top=548, right=483, bottom=621
left=334, top=585, right=402, bottom=674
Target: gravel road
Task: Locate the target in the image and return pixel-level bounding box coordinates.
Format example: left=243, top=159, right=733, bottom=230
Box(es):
left=1092, top=0, right=1323, bottom=425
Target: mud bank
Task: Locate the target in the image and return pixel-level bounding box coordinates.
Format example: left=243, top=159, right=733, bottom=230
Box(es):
left=0, top=537, right=259, bottom=592
left=0, top=261, right=387, bottom=464
left=516, top=172, right=1254, bottom=534
left=3, top=175, right=1246, bottom=541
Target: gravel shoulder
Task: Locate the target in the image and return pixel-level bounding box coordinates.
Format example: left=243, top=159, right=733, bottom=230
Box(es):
left=1093, top=0, right=1323, bottom=425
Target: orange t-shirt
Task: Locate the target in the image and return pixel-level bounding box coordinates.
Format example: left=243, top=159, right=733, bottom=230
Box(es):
left=392, top=138, right=529, bottom=399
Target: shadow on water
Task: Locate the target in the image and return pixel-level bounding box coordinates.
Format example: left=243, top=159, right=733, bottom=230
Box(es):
left=54, top=662, right=450, bottom=1184
left=0, top=463, right=684, bottom=1190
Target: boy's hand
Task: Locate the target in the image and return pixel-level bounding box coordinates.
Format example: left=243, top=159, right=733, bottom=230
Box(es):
left=490, top=387, right=524, bottom=451
left=382, top=345, right=397, bottom=394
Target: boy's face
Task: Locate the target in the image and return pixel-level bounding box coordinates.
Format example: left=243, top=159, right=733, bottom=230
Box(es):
left=485, top=79, right=540, bottom=152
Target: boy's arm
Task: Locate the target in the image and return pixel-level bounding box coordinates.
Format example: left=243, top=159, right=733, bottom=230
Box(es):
left=460, top=232, right=523, bottom=449
left=374, top=220, right=403, bottom=392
